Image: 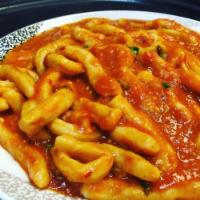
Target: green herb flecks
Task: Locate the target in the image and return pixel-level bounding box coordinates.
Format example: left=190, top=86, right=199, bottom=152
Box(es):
left=162, top=82, right=170, bottom=89
left=129, top=46, right=139, bottom=55
left=44, top=143, right=53, bottom=151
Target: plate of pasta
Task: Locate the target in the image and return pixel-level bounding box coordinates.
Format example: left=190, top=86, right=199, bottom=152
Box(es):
left=0, top=10, right=200, bottom=200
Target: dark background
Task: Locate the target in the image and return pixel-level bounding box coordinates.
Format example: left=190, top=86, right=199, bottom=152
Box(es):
left=0, top=0, right=200, bottom=37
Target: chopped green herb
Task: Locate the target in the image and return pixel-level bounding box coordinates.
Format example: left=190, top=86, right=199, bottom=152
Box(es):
left=156, top=45, right=167, bottom=59
left=140, top=181, right=152, bottom=196
left=162, top=82, right=170, bottom=89
left=129, top=46, right=139, bottom=55
left=44, top=143, right=53, bottom=151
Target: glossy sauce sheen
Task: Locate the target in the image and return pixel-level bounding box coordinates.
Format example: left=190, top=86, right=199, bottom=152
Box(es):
left=2, top=18, right=200, bottom=195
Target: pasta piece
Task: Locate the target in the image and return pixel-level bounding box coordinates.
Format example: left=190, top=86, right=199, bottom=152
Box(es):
left=72, top=26, right=101, bottom=47
left=21, top=102, right=58, bottom=143
left=110, top=95, right=177, bottom=171
left=81, top=178, right=200, bottom=200
left=21, top=69, right=56, bottom=141
left=176, top=90, right=200, bottom=117
left=21, top=100, right=37, bottom=117
left=35, top=37, right=74, bottom=74
left=51, top=135, right=113, bottom=183
left=111, top=126, right=160, bottom=155
left=0, top=64, right=35, bottom=97
left=18, top=68, right=39, bottom=82
left=146, top=19, right=183, bottom=29
left=86, top=19, right=125, bottom=35
left=0, top=86, right=25, bottom=113
left=136, top=70, right=155, bottom=82
left=0, top=118, right=50, bottom=188
left=81, top=98, right=122, bottom=131
left=0, top=80, right=16, bottom=88
left=64, top=45, right=122, bottom=96
left=110, top=95, right=155, bottom=133
left=162, top=29, right=198, bottom=44
left=180, top=67, right=200, bottom=93
left=166, top=90, right=192, bottom=119
left=102, top=144, right=160, bottom=182
left=0, top=97, right=9, bottom=111
left=69, top=106, right=101, bottom=138
left=46, top=53, right=84, bottom=75
left=167, top=47, right=200, bottom=93
left=166, top=47, right=185, bottom=67
left=183, top=51, right=200, bottom=75
left=34, top=70, right=60, bottom=102
left=139, top=51, right=167, bottom=70
left=20, top=99, right=52, bottom=142
left=19, top=88, right=74, bottom=137
left=138, top=70, right=193, bottom=119
left=138, top=50, right=181, bottom=84
left=86, top=19, right=133, bottom=46
left=49, top=118, right=100, bottom=141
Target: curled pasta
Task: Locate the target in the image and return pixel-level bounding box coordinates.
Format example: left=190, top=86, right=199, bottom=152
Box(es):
left=86, top=19, right=125, bottom=35
left=0, top=86, right=25, bottom=113
left=179, top=66, right=200, bottom=94
left=86, top=19, right=133, bottom=46
left=138, top=50, right=180, bottom=84
left=111, top=126, right=160, bottom=155
left=166, top=89, right=193, bottom=119
left=0, top=118, right=50, bottom=188
left=109, top=95, right=177, bottom=171
left=18, top=68, right=39, bottom=82
left=167, top=47, right=200, bottom=93
left=0, top=64, right=35, bottom=97
left=34, top=70, right=61, bottom=102
left=109, top=95, right=156, bottom=133
left=102, top=143, right=160, bottom=182
left=72, top=26, right=101, bottom=47
left=81, top=98, right=122, bottom=131
left=19, top=100, right=47, bottom=141
left=35, top=37, right=74, bottom=74
left=81, top=178, right=200, bottom=200
left=49, top=118, right=100, bottom=141
left=0, top=80, right=16, bottom=88
left=137, top=70, right=193, bottom=119
left=64, top=45, right=122, bottom=96
left=51, top=135, right=113, bottom=183
left=19, top=88, right=74, bottom=137
left=46, top=53, right=84, bottom=75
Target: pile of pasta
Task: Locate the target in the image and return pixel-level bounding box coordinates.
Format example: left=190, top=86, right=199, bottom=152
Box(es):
left=0, top=18, right=200, bottom=200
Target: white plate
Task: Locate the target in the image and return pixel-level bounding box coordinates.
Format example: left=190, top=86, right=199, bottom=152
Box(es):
left=0, top=10, right=199, bottom=200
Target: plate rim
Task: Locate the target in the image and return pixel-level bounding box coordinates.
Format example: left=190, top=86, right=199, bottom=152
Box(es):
left=1, top=10, right=200, bottom=60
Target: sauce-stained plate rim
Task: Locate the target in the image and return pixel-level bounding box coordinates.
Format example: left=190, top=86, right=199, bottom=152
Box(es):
left=0, top=10, right=200, bottom=200
left=0, top=10, right=200, bottom=60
